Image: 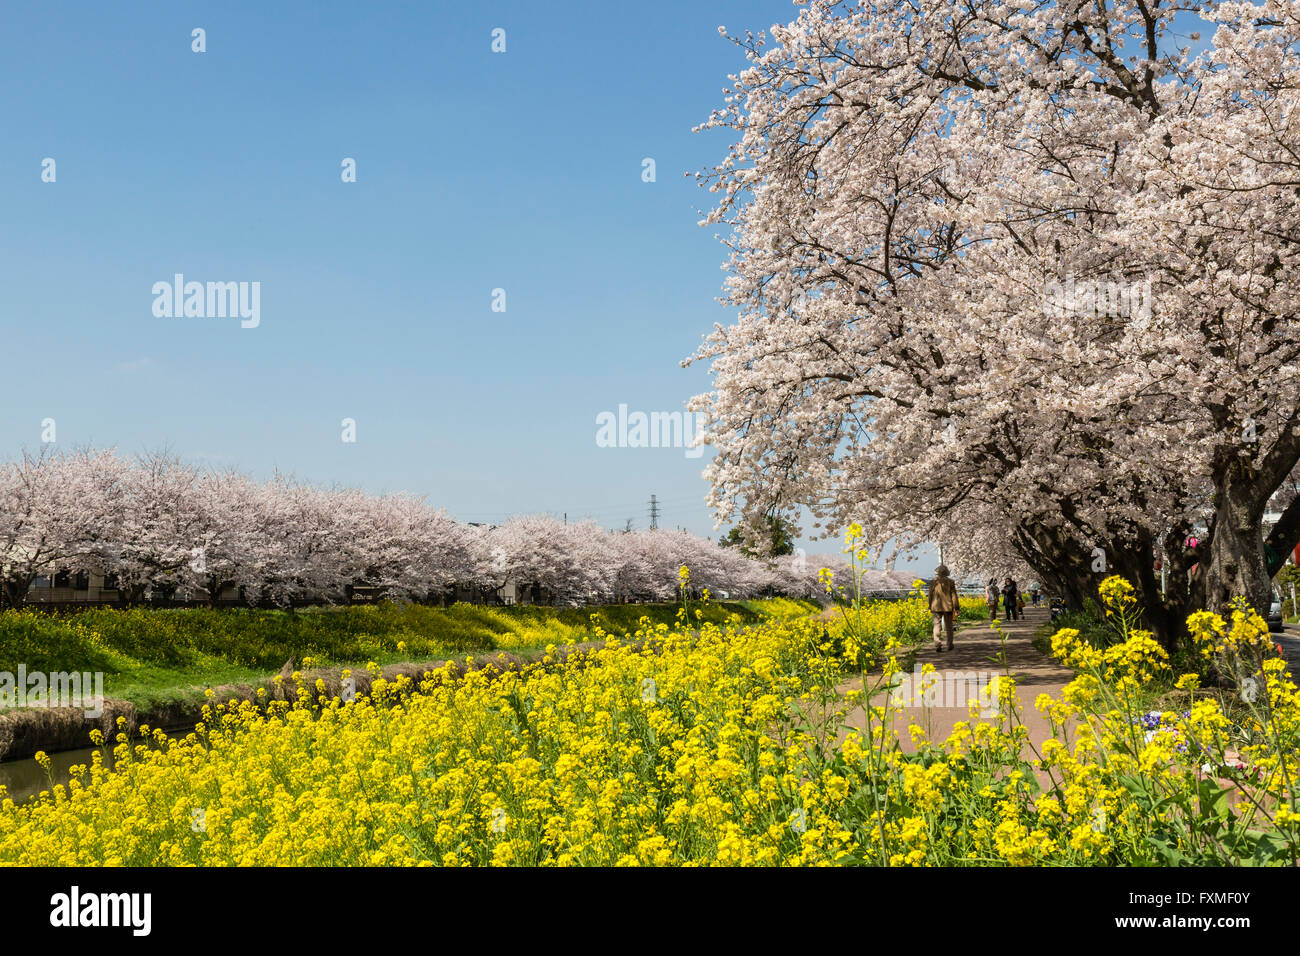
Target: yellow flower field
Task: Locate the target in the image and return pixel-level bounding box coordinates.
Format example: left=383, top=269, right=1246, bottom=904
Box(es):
left=1, top=565, right=1296, bottom=866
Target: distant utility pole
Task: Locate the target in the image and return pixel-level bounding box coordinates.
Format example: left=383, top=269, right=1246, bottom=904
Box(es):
left=563, top=512, right=567, bottom=526
left=648, top=494, right=660, bottom=530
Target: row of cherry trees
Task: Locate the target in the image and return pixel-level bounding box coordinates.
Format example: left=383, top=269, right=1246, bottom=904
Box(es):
left=0, top=449, right=914, bottom=609
left=692, top=0, right=1300, bottom=647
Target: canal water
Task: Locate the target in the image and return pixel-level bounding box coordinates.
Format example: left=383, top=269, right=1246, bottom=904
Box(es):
left=0, top=744, right=121, bottom=805
left=0, top=728, right=190, bottom=805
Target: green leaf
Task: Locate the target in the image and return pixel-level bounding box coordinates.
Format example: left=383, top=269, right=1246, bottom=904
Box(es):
left=1195, top=778, right=1232, bottom=818
left=1247, top=830, right=1288, bottom=866
left=1144, top=835, right=1187, bottom=866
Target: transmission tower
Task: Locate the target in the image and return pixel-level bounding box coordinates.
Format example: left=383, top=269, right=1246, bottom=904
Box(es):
left=648, top=494, right=660, bottom=530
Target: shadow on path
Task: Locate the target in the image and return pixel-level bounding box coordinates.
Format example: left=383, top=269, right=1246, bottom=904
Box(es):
left=835, top=606, right=1076, bottom=763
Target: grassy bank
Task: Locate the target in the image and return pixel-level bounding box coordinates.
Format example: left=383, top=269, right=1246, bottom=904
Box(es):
left=0, top=597, right=818, bottom=710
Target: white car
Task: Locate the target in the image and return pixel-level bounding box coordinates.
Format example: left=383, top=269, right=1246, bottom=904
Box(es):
left=1268, top=588, right=1284, bottom=632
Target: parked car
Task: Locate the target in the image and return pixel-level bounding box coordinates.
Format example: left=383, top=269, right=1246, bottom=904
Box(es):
left=1268, top=588, right=1284, bottom=633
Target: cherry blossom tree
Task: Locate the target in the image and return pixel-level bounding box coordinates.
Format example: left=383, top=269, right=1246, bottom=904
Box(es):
left=113, top=452, right=205, bottom=604
left=254, top=477, right=352, bottom=606
left=0, top=448, right=816, bottom=609
left=487, top=515, right=596, bottom=606
left=177, top=468, right=265, bottom=606
left=0, top=448, right=126, bottom=607
left=355, top=493, right=474, bottom=603
left=691, top=0, right=1300, bottom=643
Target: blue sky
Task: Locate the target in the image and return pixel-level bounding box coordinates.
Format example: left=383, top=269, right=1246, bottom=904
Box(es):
left=0, top=0, right=938, bottom=568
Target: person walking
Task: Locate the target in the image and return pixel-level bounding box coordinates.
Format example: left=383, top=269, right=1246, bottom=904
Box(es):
left=984, top=577, right=1000, bottom=622
left=1002, top=577, right=1019, bottom=621
left=928, top=565, right=960, bottom=653
left=1030, top=583, right=1040, bottom=607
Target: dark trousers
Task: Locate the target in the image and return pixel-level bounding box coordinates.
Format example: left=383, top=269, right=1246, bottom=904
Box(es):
left=1004, top=596, right=1019, bottom=620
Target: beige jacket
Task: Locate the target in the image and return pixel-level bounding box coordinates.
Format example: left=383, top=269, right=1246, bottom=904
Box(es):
left=928, top=577, right=959, bottom=614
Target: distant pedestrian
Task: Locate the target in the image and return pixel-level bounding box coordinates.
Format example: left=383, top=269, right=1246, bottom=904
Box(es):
left=928, top=565, right=959, bottom=653
left=985, top=577, right=1000, bottom=622
left=1003, top=577, right=1019, bottom=621
left=1030, top=583, right=1040, bottom=606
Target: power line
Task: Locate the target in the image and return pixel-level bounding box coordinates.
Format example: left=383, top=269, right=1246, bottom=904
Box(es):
left=451, top=492, right=706, bottom=520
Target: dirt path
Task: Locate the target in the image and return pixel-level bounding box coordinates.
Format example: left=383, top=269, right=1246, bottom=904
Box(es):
left=834, top=605, right=1075, bottom=759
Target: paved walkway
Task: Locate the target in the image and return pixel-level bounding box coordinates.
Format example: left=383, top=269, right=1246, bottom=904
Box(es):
left=835, top=606, right=1075, bottom=761
left=827, top=610, right=1300, bottom=797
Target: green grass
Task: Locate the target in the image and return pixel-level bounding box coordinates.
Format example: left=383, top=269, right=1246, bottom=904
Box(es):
left=1031, top=607, right=1108, bottom=657
left=1031, top=605, right=1212, bottom=713
left=0, top=598, right=820, bottom=707
left=96, top=657, right=271, bottom=713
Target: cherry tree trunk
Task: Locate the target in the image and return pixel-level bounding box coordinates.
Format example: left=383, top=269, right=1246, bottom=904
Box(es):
left=1, top=578, right=27, bottom=610
left=1200, top=470, right=1271, bottom=619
